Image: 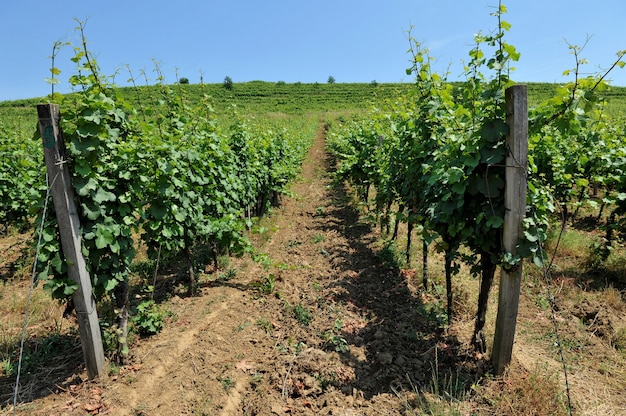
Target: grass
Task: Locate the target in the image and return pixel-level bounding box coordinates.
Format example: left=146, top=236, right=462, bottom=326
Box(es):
left=217, top=375, right=235, bottom=391
left=218, top=268, right=238, bottom=281
left=474, top=363, right=570, bottom=415
left=2, top=82, right=626, bottom=157
left=0, top=282, right=65, bottom=360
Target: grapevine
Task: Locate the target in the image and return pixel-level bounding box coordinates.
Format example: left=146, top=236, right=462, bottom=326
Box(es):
left=327, top=2, right=625, bottom=354
left=32, top=22, right=313, bottom=361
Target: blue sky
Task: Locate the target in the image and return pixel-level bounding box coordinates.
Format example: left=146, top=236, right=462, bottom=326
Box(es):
left=1, top=0, right=625, bottom=101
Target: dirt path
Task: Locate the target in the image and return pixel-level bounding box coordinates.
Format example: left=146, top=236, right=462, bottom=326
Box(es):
left=7, top=122, right=486, bottom=415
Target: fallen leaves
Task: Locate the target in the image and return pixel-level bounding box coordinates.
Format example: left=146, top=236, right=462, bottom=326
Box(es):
left=60, top=385, right=109, bottom=415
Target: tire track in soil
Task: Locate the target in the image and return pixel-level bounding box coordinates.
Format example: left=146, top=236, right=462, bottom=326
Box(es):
left=112, top=298, right=231, bottom=412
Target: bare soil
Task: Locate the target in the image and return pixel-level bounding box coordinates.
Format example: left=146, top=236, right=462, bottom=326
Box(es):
left=2, top=124, right=626, bottom=415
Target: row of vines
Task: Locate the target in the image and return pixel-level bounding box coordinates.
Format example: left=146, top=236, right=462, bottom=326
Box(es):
left=0, top=24, right=315, bottom=361
left=326, top=3, right=626, bottom=353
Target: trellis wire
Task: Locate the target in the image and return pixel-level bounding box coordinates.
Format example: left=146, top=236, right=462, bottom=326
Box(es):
left=530, top=201, right=574, bottom=416
left=150, top=244, right=162, bottom=301
left=12, top=172, right=56, bottom=414
left=506, top=142, right=573, bottom=414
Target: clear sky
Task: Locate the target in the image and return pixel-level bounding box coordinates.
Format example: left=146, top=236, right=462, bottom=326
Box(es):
left=1, top=0, right=625, bottom=101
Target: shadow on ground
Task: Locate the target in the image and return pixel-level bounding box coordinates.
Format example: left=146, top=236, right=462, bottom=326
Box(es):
left=316, top=153, right=490, bottom=400
left=1, top=333, right=83, bottom=407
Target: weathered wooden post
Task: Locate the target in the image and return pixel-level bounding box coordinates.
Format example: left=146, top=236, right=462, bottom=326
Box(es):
left=492, top=85, right=528, bottom=375
left=37, top=104, right=106, bottom=379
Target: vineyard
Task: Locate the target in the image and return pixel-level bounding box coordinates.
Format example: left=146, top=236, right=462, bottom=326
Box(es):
left=2, top=4, right=626, bottom=415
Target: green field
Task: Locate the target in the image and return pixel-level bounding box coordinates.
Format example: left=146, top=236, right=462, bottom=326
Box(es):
left=2, top=80, right=625, bottom=123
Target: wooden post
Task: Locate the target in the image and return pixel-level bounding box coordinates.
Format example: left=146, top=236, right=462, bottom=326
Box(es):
left=37, top=104, right=106, bottom=379
left=492, top=85, right=528, bottom=375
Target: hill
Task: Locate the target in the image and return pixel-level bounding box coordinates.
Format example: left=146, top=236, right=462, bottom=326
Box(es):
left=2, top=81, right=626, bottom=120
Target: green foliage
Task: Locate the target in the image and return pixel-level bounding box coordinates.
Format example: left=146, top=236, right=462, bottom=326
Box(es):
left=292, top=302, right=313, bottom=326
left=0, top=119, right=45, bottom=230
left=326, top=4, right=626, bottom=348
left=217, top=375, right=235, bottom=390
left=223, top=76, right=233, bottom=90
left=327, top=75, right=336, bottom=84
left=327, top=3, right=529, bottom=334
left=178, top=77, right=189, bottom=84
left=322, top=318, right=349, bottom=352
left=218, top=268, right=238, bottom=281
left=28, top=23, right=313, bottom=359
left=255, top=317, right=273, bottom=334
left=131, top=299, right=167, bottom=336
left=327, top=3, right=623, bottom=276
left=35, top=27, right=140, bottom=303
left=250, top=273, right=276, bottom=295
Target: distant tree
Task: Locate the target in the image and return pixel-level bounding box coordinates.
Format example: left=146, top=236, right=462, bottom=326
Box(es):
left=179, top=77, right=189, bottom=84
left=371, top=79, right=378, bottom=87
left=327, top=75, right=336, bottom=84
left=223, top=76, right=233, bottom=90
left=276, top=80, right=286, bottom=86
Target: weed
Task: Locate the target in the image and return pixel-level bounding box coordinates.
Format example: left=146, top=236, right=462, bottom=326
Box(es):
left=130, top=259, right=158, bottom=279
left=277, top=338, right=306, bottom=356
left=255, top=317, right=273, bottom=334
left=1, top=357, right=14, bottom=377
left=380, top=240, right=405, bottom=268
left=475, top=364, right=569, bottom=415
left=233, top=322, right=250, bottom=333
left=613, top=327, right=626, bottom=351
left=312, top=233, right=325, bottom=244
left=250, top=274, right=276, bottom=295
left=253, top=225, right=268, bottom=234
left=252, top=252, right=272, bottom=270
left=323, top=332, right=349, bottom=352
left=219, top=268, right=238, bottom=281
left=217, top=375, right=235, bottom=390
left=217, top=254, right=230, bottom=269
left=416, top=286, right=448, bottom=327
left=314, top=371, right=338, bottom=392
left=134, top=403, right=150, bottom=415
left=8, top=333, right=82, bottom=375
left=285, top=239, right=302, bottom=250
left=109, top=362, right=121, bottom=376
left=392, top=350, right=470, bottom=415
left=322, top=318, right=349, bottom=352
left=131, top=299, right=168, bottom=336
left=534, top=293, right=551, bottom=311
left=292, top=302, right=313, bottom=326
left=250, top=371, right=264, bottom=388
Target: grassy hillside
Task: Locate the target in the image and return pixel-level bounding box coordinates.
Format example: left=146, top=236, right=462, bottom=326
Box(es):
left=2, top=80, right=626, bottom=116
left=1, top=81, right=625, bottom=145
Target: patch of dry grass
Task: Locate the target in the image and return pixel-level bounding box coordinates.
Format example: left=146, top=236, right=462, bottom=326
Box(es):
left=474, top=361, right=569, bottom=415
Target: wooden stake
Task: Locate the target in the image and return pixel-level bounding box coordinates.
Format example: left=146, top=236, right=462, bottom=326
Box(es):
left=492, top=85, right=528, bottom=375
left=37, top=104, right=106, bottom=379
